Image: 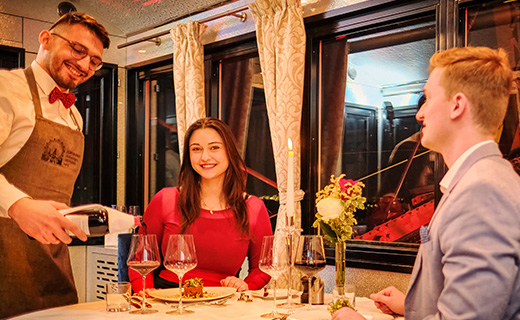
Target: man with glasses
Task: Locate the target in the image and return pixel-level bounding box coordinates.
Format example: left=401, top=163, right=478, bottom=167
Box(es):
left=0, top=13, right=110, bottom=318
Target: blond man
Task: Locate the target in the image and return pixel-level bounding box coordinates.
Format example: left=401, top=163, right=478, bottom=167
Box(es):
left=334, top=47, right=520, bottom=320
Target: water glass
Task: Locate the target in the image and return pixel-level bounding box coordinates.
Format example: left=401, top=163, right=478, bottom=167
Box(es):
left=332, top=284, right=356, bottom=308
left=106, top=282, right=131, bottom=312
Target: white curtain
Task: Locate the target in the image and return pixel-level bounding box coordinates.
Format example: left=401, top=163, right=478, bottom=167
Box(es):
left=170, top=21, right=206, bottom=160
left=249, top=0, right=306, bottom=231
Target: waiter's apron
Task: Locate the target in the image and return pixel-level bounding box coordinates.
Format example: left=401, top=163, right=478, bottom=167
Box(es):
left=0, top=67, right=84, bottom=318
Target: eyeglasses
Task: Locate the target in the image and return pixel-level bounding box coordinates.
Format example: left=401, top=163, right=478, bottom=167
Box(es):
left=51, top=33, right=103, bottom=71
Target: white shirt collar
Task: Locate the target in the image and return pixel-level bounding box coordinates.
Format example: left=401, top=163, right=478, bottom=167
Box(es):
left=439, top=140, right=495, bottom=193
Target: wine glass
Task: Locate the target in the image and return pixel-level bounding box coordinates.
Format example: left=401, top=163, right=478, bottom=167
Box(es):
left=294, top=235, right=326, bottom=310
left=126, top=234, right=161, bottom=314
left=258, top=235, right=290, bottom=319
left=163, top=234, right=198, bottom=315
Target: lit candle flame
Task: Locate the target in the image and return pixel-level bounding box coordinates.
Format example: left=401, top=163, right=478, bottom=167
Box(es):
left=288, top=138, right=293, bottom=151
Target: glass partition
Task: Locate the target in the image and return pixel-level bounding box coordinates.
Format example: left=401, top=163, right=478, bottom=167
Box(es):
left=461, top=1, right=520, bottom=161
left=219, top=56, right=279, bottom=221
left=318, top=18, right=437, bottom=244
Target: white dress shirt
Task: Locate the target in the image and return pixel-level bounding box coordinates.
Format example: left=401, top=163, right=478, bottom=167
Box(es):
left=439, top=140, right=495, bottom=193
left=0, top=61, right=83, bottom=218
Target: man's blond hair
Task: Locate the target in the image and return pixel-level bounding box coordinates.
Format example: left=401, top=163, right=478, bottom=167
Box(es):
left=428, top=46, right=513, bottom=135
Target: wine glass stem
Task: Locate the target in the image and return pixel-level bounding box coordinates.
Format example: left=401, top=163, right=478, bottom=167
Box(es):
left=308, top=277, right=312, bottom=308
left=178, top=275, right=184, bottom=314
left=273, top=278, right=278, bottom=316
left=141, top=275, right=147, bottom=312
left=287, top=267, right=292, bottom=305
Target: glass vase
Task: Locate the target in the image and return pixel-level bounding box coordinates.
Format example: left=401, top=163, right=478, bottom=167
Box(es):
left=335, top=241, right=346, bottom=296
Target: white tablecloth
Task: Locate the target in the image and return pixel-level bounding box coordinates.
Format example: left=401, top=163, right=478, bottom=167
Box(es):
left=10, top=294, right=403, bottom=320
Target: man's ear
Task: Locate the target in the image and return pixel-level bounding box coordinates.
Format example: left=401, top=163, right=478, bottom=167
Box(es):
left=39, top=30, right=51, bottom=49
left=450, top=92, right=469, bottom=120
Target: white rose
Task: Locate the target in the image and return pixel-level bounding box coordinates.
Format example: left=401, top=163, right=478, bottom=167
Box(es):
left=316, top=198, right=343, bottom=222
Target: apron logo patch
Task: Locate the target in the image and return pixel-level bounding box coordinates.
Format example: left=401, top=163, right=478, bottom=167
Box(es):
left=41, top=139, right=65, bottom=165
left=41, top=139, right=82, bottom=168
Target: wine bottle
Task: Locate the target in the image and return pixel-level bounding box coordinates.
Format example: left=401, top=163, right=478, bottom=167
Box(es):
left=59, top=204, right=141, bottom=237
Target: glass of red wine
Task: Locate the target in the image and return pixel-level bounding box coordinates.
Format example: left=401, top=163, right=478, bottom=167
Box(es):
left=294, top=235, right=326, bottom=309
left=163, top=234, right=198, bottom=315
left=126, top=234, right=161, bottom=314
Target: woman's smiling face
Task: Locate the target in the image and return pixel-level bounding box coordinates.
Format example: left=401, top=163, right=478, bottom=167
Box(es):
left=189, top=128, right=229, bottom=183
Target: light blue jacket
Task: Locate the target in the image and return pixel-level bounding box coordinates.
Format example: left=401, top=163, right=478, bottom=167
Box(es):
left=405, top=142, right=520, bottom=320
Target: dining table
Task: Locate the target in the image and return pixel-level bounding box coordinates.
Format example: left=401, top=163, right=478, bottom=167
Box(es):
left=10, top=291, right=404, bottom=320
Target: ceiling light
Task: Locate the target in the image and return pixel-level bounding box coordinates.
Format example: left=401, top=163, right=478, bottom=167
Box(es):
left=57, top=2, right=77, bottom=17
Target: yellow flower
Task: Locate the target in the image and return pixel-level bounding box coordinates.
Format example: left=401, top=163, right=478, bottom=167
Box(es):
left=316, top=198, right=343, bottom=222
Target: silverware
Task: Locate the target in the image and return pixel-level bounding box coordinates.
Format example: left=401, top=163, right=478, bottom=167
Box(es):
left=204, top=296, right=232, bottom=306
left=165, top=296, right=232, bottom=308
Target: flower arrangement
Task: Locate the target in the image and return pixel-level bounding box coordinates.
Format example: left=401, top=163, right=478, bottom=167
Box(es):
left=328, top=298, right=355, bottom=314
left=313, top=174, right=366, bottom=245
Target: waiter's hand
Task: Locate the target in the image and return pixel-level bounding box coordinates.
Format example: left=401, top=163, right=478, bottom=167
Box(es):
left=220, top=276, right=249, bottom=292
left=8, top=197, right=88, bottom=244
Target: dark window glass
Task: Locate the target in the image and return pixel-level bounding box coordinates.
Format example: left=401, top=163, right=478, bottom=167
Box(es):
left=462, top=1, right=520, bottom=161
left=319, top=20, right=437, bottom=244
left=219, top=56, right=279, bottom=222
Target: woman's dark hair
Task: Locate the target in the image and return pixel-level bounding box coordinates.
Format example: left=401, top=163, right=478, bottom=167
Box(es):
left=50, top=12, right=110, bottom=49
left=177, top=117, right=249, bottom=236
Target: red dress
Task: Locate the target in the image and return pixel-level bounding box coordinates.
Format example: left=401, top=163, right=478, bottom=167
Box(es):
left=129, top=187, right=272, bottom=292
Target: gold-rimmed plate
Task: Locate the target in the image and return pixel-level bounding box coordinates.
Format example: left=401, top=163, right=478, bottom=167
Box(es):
left=149, top=287, right=236, bottom=303
left=250, top=289, right=301, bottom=300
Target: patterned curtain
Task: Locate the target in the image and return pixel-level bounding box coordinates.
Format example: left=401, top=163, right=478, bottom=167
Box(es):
left=249, top=0, right=306, bottom=231
left=170, top=21, right=206, bottom=160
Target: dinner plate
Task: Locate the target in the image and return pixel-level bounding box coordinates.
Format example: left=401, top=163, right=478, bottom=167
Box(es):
left=358, top=311, right=394, bottom=320
left=149, top=287, right=236, bottom=303
left=286, top=309, right=394, bottom=320
left=287, top=309, right=330, bottom=320
left=250, top=289, right=301, bottom=300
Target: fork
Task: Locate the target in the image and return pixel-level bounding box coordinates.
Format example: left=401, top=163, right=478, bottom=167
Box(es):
left=165, top=296, right=232, bottom=308
left=199, top=296, right=232, bottom=306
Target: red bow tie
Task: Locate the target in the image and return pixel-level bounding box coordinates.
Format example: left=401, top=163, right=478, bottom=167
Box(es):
left=49, top=87, right=75, bottom=109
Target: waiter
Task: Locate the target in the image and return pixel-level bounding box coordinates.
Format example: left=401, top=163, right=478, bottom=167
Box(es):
left=0, top=13, right=110, bottom=318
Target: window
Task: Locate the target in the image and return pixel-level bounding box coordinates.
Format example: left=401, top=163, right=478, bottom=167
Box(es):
left=318, top=21, right=437, bottom=244
left=216, top=53, right=278, bottom=228
left=461, top=1, right=520, bottom=160
left=126, top=62, right=179, bottom=210
left=308, top=2, right=439, bottom=271
left=0, top=45, right=24, bottom=70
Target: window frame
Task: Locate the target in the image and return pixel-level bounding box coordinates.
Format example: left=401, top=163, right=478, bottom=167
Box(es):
left=0, top=45, right=25, bottom=69
left=304, top=0, right=443, bottom=273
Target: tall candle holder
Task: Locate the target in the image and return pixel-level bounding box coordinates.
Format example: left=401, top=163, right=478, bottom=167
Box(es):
left=277, top=214, right=304, bottom=310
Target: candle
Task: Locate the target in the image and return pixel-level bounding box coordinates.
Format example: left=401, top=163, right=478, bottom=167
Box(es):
left=287, top=138, right=295, bottom=226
